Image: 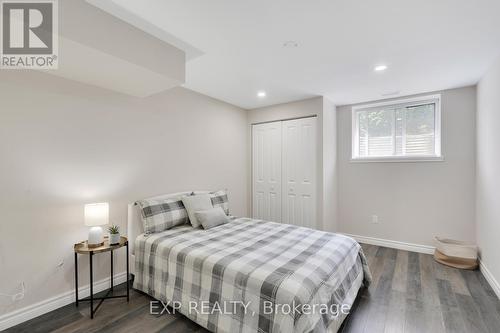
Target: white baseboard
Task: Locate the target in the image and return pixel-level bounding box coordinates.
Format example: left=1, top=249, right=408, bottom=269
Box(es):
left=342, top=233, right=435, bottom=254
left=479, top=260, right=500, bottom=299
left=0, top=272, right=128, bottom=331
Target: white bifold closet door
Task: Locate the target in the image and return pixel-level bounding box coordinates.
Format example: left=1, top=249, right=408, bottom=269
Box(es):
left=252, top=121, right=282, bottom=222
left=252, top=117, right=317, bottom=228
left=281, top=118, right=317, bottom=227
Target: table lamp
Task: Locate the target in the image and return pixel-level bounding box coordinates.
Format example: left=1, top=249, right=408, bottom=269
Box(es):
left=84, top=202, right=109, bottom=247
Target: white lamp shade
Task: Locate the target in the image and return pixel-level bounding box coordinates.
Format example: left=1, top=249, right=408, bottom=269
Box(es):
left=84, top=203, right=109, bottom=226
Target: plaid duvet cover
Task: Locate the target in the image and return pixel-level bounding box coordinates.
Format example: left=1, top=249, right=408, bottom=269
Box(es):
left=134, top=218, right=371, bottom=333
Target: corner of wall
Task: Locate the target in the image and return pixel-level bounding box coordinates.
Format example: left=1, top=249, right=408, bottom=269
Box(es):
left=475, top=55, right=500, bottom=298
left=321, top=97, right=338, bottom=232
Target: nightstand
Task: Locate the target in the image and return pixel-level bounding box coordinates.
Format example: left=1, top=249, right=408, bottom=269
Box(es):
left=74, top=236, right=129, bottom=319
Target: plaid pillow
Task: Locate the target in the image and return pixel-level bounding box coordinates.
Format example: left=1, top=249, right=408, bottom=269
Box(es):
left=136, top=198, right=189, bottom=234
left=210, top=189, right=229, bottom=215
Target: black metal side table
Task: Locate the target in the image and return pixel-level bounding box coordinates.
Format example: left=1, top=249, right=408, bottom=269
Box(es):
left=74, top=236, right=129, bottom=319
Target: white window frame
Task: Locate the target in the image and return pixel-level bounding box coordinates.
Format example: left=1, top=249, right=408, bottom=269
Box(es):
left=351, top=94, right=443, bottom=162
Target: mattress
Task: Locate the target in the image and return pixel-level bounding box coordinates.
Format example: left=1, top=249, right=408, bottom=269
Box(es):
left=133, top=217, right=371, bottom=333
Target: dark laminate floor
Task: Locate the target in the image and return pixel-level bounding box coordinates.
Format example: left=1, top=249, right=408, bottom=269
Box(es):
left=339, top=244, right=500, bottom=333
left=4, top=244, right=500, bottom=333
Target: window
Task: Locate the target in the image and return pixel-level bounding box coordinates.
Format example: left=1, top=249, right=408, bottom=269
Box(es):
left=352, top=95, right=442, bottom=161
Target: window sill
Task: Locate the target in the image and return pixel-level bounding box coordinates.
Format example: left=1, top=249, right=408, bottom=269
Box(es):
left=350, top=156, right=444, bottom=163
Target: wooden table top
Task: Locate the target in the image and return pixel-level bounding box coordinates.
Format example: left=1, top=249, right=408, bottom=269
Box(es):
left=74, top=236, right=128, bottom=254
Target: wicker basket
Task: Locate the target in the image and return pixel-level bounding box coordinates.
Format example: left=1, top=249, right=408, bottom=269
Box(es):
left=434, top=237, right=478, bottom=270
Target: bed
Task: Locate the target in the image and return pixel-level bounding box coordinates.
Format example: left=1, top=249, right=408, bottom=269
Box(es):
left=127, top=192, right=371, bottom=333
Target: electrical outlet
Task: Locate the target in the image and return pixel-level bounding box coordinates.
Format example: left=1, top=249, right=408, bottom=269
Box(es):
left=371, top=215, right=379, bottom=224
left=0, top=282, right=25, bottom=302
left=12, top=282, right=25, bottom=301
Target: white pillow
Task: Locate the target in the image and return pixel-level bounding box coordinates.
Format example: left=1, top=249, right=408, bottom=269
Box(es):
left=195, top=207, right=230, bottom=230
left=181, top=194, right=213, bottom=228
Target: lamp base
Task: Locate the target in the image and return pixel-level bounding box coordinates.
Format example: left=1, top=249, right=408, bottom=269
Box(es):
left=88, top=226, right=104, bottom=248
left=87, top=241, right=104, bottom=248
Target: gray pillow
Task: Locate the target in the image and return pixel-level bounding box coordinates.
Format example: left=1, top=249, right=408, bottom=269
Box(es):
left=181, top=193, right=213, bottom=228
left=195, top=207, right=230, bottom=230
left=210, top=189, right=229, bottom=215
left=136, top=198, right=188, bottom=234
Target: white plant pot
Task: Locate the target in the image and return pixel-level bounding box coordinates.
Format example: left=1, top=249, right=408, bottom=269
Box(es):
left=109, top=233, right=120, bottom=245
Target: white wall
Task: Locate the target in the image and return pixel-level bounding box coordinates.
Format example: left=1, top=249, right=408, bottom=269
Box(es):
left=337, top=86, right=476, bottom=246
left=247, top=97, right=324, bottom=124
left=322, top=98, right=338, bottom=232
left=247, top=97, right=337, bottom=230
left=0, top=71, right=248, bottom=317
left=477, top=56, right=500, bottom=293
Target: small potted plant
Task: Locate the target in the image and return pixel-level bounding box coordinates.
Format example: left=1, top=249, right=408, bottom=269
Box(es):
left=108, top=225, right=120, bottom=245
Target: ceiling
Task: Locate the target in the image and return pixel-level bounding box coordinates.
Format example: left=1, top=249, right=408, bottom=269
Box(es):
left=49, top=1, right=186, bottom=98
left=90, top=0, right=500, bottom=109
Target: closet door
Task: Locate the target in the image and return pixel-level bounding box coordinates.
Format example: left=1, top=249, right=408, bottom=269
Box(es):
left=252, top=122, right=282, bottom=222
left=282, top=117, right=317, bottom=228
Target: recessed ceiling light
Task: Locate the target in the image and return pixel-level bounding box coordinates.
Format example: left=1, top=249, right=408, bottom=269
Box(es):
left=283, top=41, right=299, bottom=48
left=374, top=65, right=388, bottom=72
left=257, top=91, right=266, bottom=98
